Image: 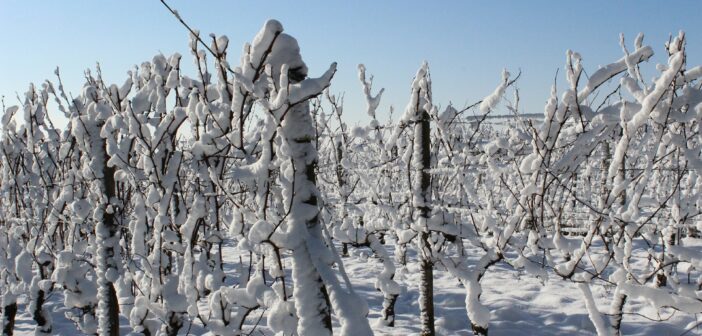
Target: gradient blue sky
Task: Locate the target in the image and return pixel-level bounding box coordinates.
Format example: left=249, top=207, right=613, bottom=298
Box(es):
left=1, top=1, right=701, bottom=124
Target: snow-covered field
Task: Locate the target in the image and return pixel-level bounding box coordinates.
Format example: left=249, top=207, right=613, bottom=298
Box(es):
left=10, top=240, right=699, bottom=336
left=3, top=11, right=702, bottom=336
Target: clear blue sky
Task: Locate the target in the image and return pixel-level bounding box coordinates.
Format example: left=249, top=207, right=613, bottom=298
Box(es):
left=1, top=1, right=701, bottom=124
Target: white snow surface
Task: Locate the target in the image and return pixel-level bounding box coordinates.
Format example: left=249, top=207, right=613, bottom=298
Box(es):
left=9, top=239, right=698, bottom=336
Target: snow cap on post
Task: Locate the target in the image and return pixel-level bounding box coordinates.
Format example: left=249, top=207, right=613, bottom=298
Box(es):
left=267, top=32, right=309, bottom=84
left=249, top=20, right=285, bottom=69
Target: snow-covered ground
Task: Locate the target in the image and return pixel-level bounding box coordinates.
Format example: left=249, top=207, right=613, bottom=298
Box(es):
left=10, top=239, right=699, bottom=335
